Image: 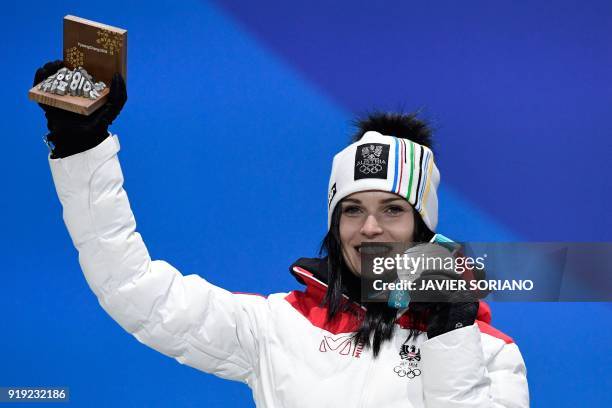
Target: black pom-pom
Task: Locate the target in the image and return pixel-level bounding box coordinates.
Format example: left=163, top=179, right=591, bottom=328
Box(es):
left=352, top=112, right=434, bottom=152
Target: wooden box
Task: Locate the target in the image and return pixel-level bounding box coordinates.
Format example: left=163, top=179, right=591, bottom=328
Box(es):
left=28, top=15, right=127, bottom=115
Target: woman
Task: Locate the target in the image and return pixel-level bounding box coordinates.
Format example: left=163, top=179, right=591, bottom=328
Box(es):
left=36, top=61, right=529, bottom=407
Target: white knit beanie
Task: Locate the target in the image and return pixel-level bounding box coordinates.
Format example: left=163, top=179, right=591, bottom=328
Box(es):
left=327, top=131, right=440, bottom=232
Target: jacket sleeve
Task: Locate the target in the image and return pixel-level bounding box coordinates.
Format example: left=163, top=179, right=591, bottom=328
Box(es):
left=48, top=135, right=267, bottom=383
left=420, top=324, right=529, bottom=408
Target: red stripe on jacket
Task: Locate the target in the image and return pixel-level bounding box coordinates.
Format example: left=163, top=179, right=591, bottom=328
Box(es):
left=286, top=266, right=514, bottom=343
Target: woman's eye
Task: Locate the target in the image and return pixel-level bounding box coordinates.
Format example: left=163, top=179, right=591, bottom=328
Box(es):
left=385, top=206, right=405, bottom=215
left=342, top=205, right=362, bottom=215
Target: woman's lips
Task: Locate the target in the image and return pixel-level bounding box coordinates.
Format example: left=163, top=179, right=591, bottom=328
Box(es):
left=356, top=243, right=392, bottom=256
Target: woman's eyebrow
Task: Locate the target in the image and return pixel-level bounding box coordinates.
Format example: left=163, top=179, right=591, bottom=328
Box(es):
left=380, top=197, right=406, bottom=204
left=343, top=198, right=361, bottom=204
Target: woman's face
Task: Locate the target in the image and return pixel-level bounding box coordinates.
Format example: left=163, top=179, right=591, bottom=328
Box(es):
left=339, top=190, right=416, bottom=276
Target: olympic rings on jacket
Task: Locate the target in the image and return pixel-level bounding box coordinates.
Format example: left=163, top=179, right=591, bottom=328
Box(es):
left=393, top=365, right=422, bottom=379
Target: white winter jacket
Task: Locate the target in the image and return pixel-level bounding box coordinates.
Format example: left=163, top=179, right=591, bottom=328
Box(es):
left=49, top=135, right=529, bottom=407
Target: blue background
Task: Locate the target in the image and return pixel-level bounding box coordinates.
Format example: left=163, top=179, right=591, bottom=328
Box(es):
left=2, top=0, right=611, bottom=406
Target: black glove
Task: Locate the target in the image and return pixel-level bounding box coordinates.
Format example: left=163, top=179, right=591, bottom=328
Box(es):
left=409, top=270, right=479, bottom=339
left=33, top=60, right=127, bottom=158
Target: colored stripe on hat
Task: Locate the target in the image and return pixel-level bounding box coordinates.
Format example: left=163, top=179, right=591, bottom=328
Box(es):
left=391, top=137, right=400, bottom=192
left=419, top=155, right=434, bottom=217
left=416, top=148, right=431, bottom=211
left=397, top=139, right=405, bottom=195
left=406, top=140, right=415, bottom=202
left=414, top=145, right=424, bottom=209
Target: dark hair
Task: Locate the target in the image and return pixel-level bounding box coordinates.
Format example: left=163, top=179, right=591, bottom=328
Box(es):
left=319, top=112, right=436, bottom=357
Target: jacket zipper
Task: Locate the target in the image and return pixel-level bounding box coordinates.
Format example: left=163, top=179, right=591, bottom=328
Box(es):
left=357, top=354, right=377, bottom=408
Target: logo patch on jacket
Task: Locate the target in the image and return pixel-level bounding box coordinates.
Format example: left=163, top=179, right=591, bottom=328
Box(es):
left=393, top=343, right=422, bottom=379
left=319, top=334, right=365, bottom=358
left=354, top=143, right=389, bottom=180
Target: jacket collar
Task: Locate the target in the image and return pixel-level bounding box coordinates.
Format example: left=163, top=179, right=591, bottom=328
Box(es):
left=290, top=257, right=367, bottom=311
left=289, top=257, right=330, bottom=290
left=289, top=257, right=493, bottom=325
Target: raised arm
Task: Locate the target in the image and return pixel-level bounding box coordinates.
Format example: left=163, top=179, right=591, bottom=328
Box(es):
left=37, top=62, right=267, bottom=383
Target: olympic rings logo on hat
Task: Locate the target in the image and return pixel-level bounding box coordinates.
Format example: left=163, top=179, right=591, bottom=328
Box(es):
left=358, top=163, right=383, bottom=175
left=354, top=143, right=389, bottom=180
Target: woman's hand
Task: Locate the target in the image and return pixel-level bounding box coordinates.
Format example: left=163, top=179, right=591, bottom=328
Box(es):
left=409, top=269, right=479, bottom=339
left=34, top=60, right=127, bottom=158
